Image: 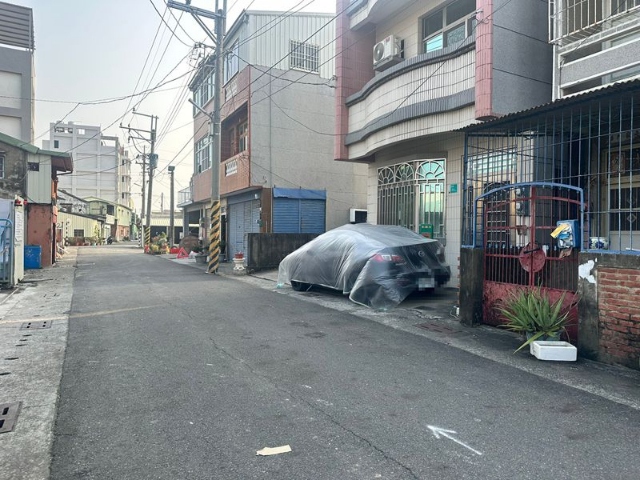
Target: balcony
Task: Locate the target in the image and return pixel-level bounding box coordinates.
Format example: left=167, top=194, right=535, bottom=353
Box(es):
left=345, top=37, right=476, bottom=159
left=177, top=185, right=193, bottom=207
left=220, top=153, right=250, bottom=196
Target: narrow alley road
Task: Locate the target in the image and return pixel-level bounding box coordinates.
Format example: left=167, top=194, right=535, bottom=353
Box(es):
left=51, top=245, right=640, bottom=479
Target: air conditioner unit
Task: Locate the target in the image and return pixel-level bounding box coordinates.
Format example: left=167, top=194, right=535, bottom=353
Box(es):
left=373, top=35, right=402, bottom=71
left=349, top=208, right=367, bottom=224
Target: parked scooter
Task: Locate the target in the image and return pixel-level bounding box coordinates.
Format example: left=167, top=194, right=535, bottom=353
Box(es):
left=106, top=236, right=113, bottom=245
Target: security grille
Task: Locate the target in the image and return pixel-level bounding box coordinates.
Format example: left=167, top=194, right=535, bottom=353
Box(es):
left=290, top=40, right=320, bottom=73
left=377, top=160, right=446, bottom=237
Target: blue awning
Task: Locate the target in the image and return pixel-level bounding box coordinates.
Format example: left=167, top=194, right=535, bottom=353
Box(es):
left=273, top=188, right=326, bottom=200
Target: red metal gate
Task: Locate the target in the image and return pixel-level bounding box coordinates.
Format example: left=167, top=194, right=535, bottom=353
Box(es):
left=480, top=184, right=583, bottom=339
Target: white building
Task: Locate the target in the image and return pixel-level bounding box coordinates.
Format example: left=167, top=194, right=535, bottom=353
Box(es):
left=44, top=121, right=131, bottom=206
left=0, top=1, right=35, bottom=142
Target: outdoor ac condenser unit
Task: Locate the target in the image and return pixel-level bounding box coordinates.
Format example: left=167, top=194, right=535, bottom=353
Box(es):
left=349, top=208, right=367, bottom=224
left=373, top=35, right=402, bottom=71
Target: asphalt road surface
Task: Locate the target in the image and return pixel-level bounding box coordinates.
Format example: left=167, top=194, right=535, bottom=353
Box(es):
left=51, top=245, right=640, bottom=479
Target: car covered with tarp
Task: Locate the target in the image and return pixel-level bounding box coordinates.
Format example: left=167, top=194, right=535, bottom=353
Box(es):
left=277, top=224, right=450, bottom=309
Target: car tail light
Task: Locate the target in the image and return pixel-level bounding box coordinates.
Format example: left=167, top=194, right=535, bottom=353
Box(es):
left=372, top=253, right=406, bottom=265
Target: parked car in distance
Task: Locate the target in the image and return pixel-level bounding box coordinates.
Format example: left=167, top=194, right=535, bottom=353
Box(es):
left=277, top=224, right=451, bottom=309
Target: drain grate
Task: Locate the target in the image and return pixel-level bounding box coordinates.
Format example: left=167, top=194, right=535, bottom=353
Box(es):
left=415, top=322, right=460, bottom=334
left=20, top=321, right=52, bottom=330
left=0, top=402, right=22, bottom=434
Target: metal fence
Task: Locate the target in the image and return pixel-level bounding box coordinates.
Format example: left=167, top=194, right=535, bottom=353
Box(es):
left=462, top=82, right=640, bottom=254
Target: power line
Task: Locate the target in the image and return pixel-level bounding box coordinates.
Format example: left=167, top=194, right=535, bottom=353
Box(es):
left=148, top=0, right=193, bottom=47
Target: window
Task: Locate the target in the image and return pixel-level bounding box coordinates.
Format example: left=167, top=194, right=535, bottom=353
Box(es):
left=54, top=140, right=59, bottom=148
left=290, top=40, right=320, bottom=73
left=122, top=193, right=125, bottom=199
left=74, top=229, right=84, bottom=237
left=122, top=176, right=125, bottom=182
left=195, top=136, right=211, bottom=173
left=78, top=128, right=86, bottom=135
left=422, top=0, right=476, bottom=53
left=54, top=126, right=65, bottom=133
left=0, top=156, right=4, bottom=179
left=610, top=187, right=640, bottom=231
left=224, top=41, right=239, bottom=84
left=107, top=205, right=115, bottom=215
left=28, top=162, right=39, bottom=171
left=194, top=70, right=214, bottom=110
left=237, top=122, right=248, bottom=153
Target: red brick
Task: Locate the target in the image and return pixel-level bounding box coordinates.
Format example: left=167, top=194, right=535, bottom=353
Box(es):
left=607, top=324, right=631, bottom=333
left=599, top=279, right=620, bottom=286
left=600, top=286, right=631, bottom=294
left=601, top=268, right=640, bottom=276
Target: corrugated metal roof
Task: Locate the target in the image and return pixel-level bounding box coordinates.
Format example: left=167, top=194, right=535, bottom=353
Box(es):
left=463, top=78, right=640, bottom=133
left=0, top=1, right=34, bottom=50
left=0, top=131, right=73, bottom=172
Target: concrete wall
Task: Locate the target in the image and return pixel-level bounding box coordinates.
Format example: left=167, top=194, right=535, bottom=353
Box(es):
left=26, top=204, right=53, bottom=268
left=491, top=0, right=553, bottom=115
left=246, top=233, right=318, bottom=271
left=250, top=66, right=367, bottom=230
left=0, top=46, right=33, bottom=142
left=578, top=252, right=640, bottom=370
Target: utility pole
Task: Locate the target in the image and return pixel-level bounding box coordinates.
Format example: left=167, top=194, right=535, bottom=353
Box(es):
left=140, top=146, right=146, bottom=224
left=169, top=0, right=226, bottom=274
left=121, top=112, right=158, bottom=251
left=168, top=165, right=175, bottom=247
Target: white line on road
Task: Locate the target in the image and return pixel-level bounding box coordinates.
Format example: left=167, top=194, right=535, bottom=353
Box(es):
left=427, top=425, right=483, bottom=456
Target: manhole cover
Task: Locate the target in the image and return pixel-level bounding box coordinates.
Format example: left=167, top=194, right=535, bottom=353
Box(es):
left=0, top=402, right=22, bottom=434
left=20, top=321, right=52, bottom=330
left=415, top=322, right=460, bottom=334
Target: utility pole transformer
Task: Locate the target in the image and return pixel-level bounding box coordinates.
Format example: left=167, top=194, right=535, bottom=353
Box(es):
left=169, top=0, right=226, bottom=274
left=168, top=165, right=175, bottom=247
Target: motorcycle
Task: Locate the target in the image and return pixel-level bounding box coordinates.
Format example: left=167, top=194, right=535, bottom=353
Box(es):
left=106, top=236, right=113, bottom=245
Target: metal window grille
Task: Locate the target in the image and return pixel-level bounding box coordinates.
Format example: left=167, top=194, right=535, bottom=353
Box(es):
left=0, top=157, right=4, bottom=179
left=290, top=40, right=320, bottom=73
left=462, top=84, right=640, bottom=253
left=549, top=0, right=640, bottom=44
left=73, top=229, right=84, bottom=237
left=225, top=159, right=238, bottom=176
left=238, top=122, right=248, bottom=152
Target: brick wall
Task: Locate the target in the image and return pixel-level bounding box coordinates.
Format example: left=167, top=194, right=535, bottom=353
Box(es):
left=597, top=267, right=640, bottom=367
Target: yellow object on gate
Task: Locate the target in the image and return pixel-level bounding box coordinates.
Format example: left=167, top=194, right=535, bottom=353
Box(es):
left=550, top=223, right=569, bottom=239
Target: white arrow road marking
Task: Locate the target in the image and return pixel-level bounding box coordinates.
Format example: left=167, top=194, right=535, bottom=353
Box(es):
left=427, top=425, right=483, bottom=456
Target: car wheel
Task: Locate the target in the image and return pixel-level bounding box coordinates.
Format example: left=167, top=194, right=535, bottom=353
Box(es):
left=291, top=281, right=311, bottom=291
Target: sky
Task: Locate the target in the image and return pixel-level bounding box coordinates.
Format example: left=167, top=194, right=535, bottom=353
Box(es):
left=12, top=0, right=335, bottom=214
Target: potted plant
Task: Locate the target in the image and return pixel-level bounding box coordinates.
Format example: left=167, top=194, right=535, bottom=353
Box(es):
left=498, top=287, right=575, bottom=353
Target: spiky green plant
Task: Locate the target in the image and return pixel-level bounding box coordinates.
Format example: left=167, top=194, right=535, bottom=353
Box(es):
left=498, top=287, right=574, bottom=353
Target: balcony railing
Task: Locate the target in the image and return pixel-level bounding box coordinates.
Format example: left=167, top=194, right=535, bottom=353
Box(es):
left=550, top=0, right=640, bottom=44
left=178, top=186, right=193, bottom=207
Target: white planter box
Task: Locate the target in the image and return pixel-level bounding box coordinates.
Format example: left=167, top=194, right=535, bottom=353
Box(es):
left=531, top=341, right=577, bottom=361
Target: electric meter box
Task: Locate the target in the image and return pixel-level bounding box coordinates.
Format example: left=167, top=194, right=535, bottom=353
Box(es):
left=555, top=220, right=580, bottom=249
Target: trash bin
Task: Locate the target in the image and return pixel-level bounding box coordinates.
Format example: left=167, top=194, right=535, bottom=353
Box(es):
left=24, top=245, right=42, bottom=269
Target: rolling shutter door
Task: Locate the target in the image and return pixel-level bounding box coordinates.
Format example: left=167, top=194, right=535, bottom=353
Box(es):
left=273, top=198, right=300, bottom=233
left=300, top=199, right=326, bottom=234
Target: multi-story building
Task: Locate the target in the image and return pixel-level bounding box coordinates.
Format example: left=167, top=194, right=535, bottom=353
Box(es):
left=179, top=10, right=367, bottom=259
left=44, top=121, right=131, bottom=206
left=0, top=1, right=35, bottom=142
left=458, top=1, right=640, bottom=368
left=334, top=0, right=553, bottom=282
left=119, top=147, right=133, bottom=208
